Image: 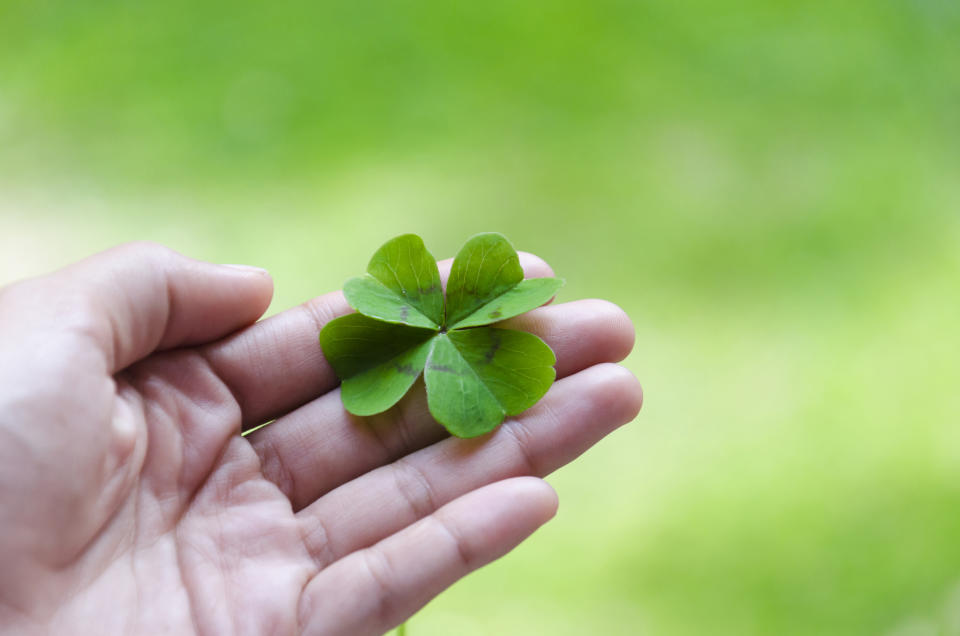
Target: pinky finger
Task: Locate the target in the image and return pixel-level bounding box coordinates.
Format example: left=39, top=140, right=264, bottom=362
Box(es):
left=297, top=477, right=559, bottom=636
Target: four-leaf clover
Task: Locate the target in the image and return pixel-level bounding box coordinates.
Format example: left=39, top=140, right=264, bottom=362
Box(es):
left=319, top=233, right=564, bottom=438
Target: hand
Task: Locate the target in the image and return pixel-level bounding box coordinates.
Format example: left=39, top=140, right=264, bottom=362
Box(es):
left=0, top=242, right=641, bottom=635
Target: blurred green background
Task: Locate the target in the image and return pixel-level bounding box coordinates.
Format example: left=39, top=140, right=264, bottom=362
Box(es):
left=2, top=0, right=959, bottom=633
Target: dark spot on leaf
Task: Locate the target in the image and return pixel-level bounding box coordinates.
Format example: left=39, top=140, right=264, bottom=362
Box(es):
left=429, top=363, right=459, bottom=374
left=394, top=362, right=419, bottom=377
left=400, top=306, right=409, bottom=321
left=489, top=310, right=502, bottom=319
left=484, top=330, right=502, bottom=363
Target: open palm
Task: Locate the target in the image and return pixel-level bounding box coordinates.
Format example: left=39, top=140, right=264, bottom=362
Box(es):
left=0, top=243, right=641, bottom=636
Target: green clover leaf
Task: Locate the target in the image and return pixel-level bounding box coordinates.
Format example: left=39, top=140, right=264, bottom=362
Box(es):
left=319, top=232, right=564, bottom=438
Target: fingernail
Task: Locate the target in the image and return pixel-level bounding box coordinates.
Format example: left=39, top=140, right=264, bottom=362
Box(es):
left=222, top=263, right=270, bottom=275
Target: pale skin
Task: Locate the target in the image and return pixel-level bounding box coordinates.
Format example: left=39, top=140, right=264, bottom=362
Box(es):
left=0, top=242, right=642, bottom=636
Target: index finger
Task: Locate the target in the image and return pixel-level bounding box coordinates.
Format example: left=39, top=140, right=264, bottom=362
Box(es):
left=199, top=252, right=555, bottom=429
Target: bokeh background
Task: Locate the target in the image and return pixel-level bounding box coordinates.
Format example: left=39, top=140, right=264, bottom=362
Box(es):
left=2, top=0, right=959, bottom=633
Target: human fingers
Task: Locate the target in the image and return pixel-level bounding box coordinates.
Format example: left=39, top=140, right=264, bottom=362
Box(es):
left=201, top=252, right=553, bottom=429
left=297, top=477, right=557, bottom=636
left=296, top=363, right=642, bottom=567
left=249, top=299, right=635, bottom=510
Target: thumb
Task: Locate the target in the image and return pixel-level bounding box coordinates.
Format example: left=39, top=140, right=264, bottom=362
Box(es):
left=2, top=241, right=274, bottom=373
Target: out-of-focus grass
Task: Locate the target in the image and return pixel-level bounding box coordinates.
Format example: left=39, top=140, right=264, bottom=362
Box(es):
left=1, top=0, right=959, bottom=633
